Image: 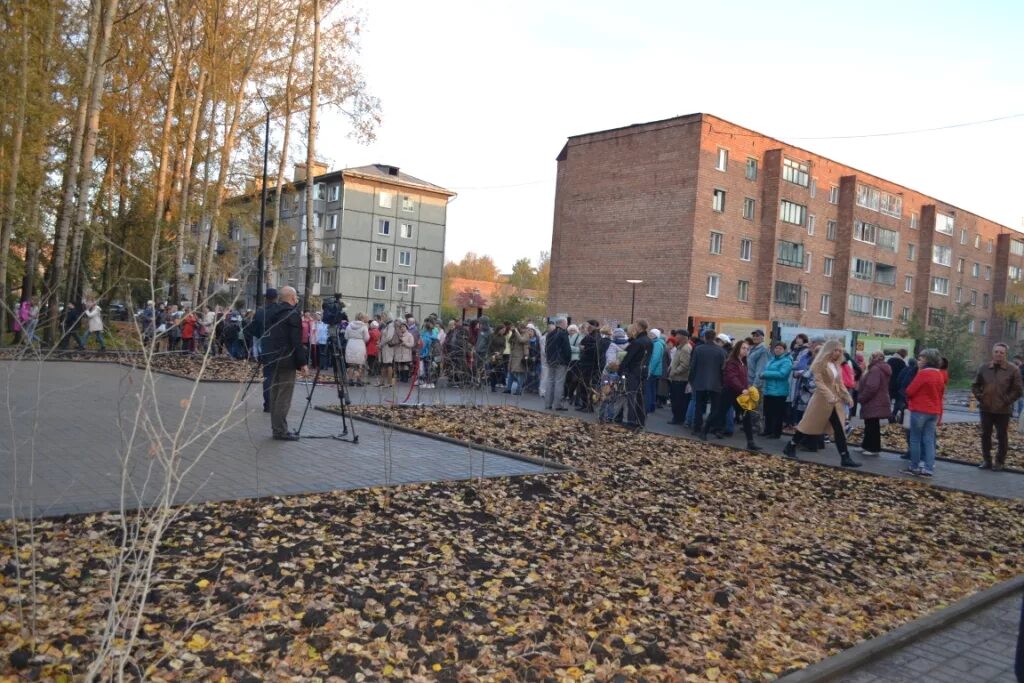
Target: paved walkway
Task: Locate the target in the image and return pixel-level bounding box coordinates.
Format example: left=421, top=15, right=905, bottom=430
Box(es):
left=0, top=362, right=552, bottom=519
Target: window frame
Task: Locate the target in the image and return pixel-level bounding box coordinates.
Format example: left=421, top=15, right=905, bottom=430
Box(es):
left=779, top=200, right=807, bottom=226
left=373, top=275, right=387, bottom=291
left=709, top=231, right=724, bottom=255
left=712, top=188, right=726, bottom=213
left=930, top=276, right=950, bottom=296
left=829, top=185, right=839, bottom=204
left=399, top=250, right=412, bottom=267
left=737, top=279, right=749, bottom=302
left=716, top=147, right=729, bottom=171
left=820, top=293, right=831, bottom=314
left=375, top=247, right=389, bottom=264
left=739, top=238, right=752, bottom=262
left=379, top=191, right=393, bottom=209
left=823, top=256, right=834, bottom=277
left=935, top=213, right=954, bottom=235
left=706, top=273, right=720, bottom=298
left=774, top=281, right=802, bottom=307
left=399, top=222, right=414, bottom=239
left=742, top=197, right=756, bottom=221
left=782, top=158, right=810, bottom=187
left=745, top=157, right=758, bottom=181
left=378, top=219, right=391, bottom=236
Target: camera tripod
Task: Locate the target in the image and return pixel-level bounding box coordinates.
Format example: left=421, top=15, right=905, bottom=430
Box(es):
left=293, top=333, right=358, bottom=442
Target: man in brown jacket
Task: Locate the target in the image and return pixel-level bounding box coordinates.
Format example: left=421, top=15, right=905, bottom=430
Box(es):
left=668, top=329, right=691, bottom=425
left=971, top=342, right=1024, bottom=470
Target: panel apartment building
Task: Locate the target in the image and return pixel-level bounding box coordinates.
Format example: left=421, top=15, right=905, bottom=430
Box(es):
left=230, top=163, right=455, bottom=318
left=549, top=113, right=1024, bottom=355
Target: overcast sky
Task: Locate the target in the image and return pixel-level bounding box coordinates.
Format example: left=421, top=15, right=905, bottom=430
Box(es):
left=320, top=0, right=1024, bottom=272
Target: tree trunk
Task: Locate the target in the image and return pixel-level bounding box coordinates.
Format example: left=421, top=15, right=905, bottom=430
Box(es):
left=173, top=68, right=207, bottom=304
left=303, top=0, right=321, bottom=312
left=0, top=2, right=31, bottom=344
left=192, top=100, right=217, bottom=308
left=150, top=45, right=183, bottom=298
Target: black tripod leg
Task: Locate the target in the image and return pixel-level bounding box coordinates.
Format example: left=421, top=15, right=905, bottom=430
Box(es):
left=293, top=364, right=323, bottom=436
left=331, top=336, right=357, bottom=442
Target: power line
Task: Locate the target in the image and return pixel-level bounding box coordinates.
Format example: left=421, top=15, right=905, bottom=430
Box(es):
left=447, top=179, right=549, bottom=191
left=776, top=113, right=1024, bottom=141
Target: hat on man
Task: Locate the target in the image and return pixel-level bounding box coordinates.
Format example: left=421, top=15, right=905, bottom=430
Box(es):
left=716, top=333, right=732, bottom=345
left=751, top=329, right=765, bottom=337
left=677, top=329, right=690, bottom=338
left=612, top=328, right=628, bottom=342
left=587, top=319, right=600, bottom=328
left=265, top=288, right=278, bottom=300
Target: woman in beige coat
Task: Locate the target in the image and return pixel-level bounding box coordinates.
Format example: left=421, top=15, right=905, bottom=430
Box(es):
left=783, top=339, right=861, bottom=467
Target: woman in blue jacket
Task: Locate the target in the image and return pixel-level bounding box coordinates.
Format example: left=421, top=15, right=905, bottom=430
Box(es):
left=760, top=341, right=793, bottom=438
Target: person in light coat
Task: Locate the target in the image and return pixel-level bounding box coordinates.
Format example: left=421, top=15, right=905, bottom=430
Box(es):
left=82, top=301, right=106, bottom=351
left=344, top=314, right=371, bottom=385
left=783, top=339, right=860, bottom=467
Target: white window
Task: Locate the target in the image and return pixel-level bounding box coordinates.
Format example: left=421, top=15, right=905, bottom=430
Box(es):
left=400, top=223, right=414, bottom=239
left=848, top=294, right=872, bottom=315
left=710, top=232, right=723, bottom=254
left=968, top=319, right=976, bottom=333
left=824, top=256, right=834, bottom=277
left=375, top=247, right=389, bottom=263
left=809, top=179, right=817, bottom=199
left=854, top=221, right=877, bottom=244
left=901, top=307, right=911, bottom=322
left=955, top=286, right=962, bottom=303
left=957, top=257, right=965, bottom=273
left=820, top=294, right=831, bottom=314
left=879, top=192, right=902, bottom=218
left=905, top=275, right=913, bottom=293
left=399, top=250, right=412, bottom=267
left=378, top=219, right=391, bottom=236
left=401, top=195, right=414, bottom=212
left=782, top=158, right=810, bottom=187
left=396, top=277, right=410, bottom=294
left=716, top=147, right=728, bottom=171
left=985, top=265, right=992, bottom=280
left=1009, top=265, right=1023, bottom=281
left=743, top=197, right=755, bottom=220
left=872, top=298, right=894, bottom=319
left=1011, top=240, right=1024, bottom=256
left=327, top=214, right=339, bottom=231
left=877, top=227, right=899, bottom=252
left=932, top=245, right=952, bottom=267
left=971, top=289, right=978, bottom=305
left=910, top=212, right=919, bottom=229
left=737, top=280, right=749, bottom=302
left=829, top=185, right=839, bottom=204
left=856, top=184, right=881, bottom=210
left=935, top=213, right=955, bottom=235
left=373, top=275, right=387, bottom=291
left=779, top=200, right=806, bottom=225
left=983, top=291, right=990, bottom=308
left=908, top=243, right=917, bottom=261
left=777, top=240, right=804, bottom=267
left=980, top=320, right=988, bottom=335
left=987, top=239, right=994, bottom=253
left=739, top=238, right=752, bottom=261
left=972, top=262, right=980, bottom=277
left=329, top=184, right=340, bottom=201
left=326, top=242, right=337, bottom=256
left=960, top=228, right=968, bottom=245
left=315, top=183, right=326, bottom=200
left=379, top=191, right=393, bottom=209
left=807, top=215, right=816, bottom=236
left=974, top=234, right=981, bottom=249
left=804, top=251, right=812, bottom=274
left=745, top=157, right=758, bottom=180
left=930, top=276, right=949, bottom=295
left=802, top=289, right=809, bottom=310
left=289, top=244, right=297, bottom=255
left=706, top=273, right=720, bottom=298
left=712, top=189, right=726, bottom=212
left=826, top=220, right=837, bottom=241
left=312, top=213, right=322, bottom=229
left=852, top=257, right=874, bottom=280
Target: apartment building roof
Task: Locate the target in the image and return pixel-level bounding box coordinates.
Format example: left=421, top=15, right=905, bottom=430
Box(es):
left=341, top=164, right=456, bottom=197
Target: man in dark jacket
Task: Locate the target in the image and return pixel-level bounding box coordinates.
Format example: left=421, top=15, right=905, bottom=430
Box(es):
left=543, top=317, right=572, bottom=410
left=261, top=287, right=307, bottom=440
left=251, top=289, right=278, bottom=412
left=619, top=319, right=653, bottom=429
left=577, top=320, right=602, bottom=411
left=688, top=329, right=727, bottom=434
left=971, top=342, right=1024, bottom=470
left=887, top=349, right=908, bottom=404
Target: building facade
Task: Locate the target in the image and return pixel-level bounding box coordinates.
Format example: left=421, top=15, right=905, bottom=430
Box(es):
left=230, top=163, right=454, bottom=319
left=549, top=113, right=1024, bottom=355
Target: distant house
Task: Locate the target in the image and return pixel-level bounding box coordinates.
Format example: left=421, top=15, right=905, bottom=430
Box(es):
left=446, top=277, right=544, bottom=310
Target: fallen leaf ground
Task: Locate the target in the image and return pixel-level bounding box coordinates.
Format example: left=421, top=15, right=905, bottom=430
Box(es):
left=2, top=406, right=1022, bottom=682
left=849, top=421, right=1024, bottom=470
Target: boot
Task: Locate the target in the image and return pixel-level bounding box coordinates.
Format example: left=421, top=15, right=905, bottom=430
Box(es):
left=782, top=442, right=797, bottom=459
left=979, top=453, right=992, bottom=470
left=746, top=441, right=761, bottom=452
left=840, top=453, right=862, bottom=468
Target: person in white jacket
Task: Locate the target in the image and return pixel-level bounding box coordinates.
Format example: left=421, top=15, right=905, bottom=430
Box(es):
left=344, top=314, right=371, bottom=385
left=82, top=301, right=106, bottom=351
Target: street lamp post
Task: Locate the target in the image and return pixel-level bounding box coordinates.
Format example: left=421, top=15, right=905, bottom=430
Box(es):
left=408, top=283, right=419, bottom=320
left=255, top=98, right=270, bottom=311
left=626, top=279, right=643, bottom=323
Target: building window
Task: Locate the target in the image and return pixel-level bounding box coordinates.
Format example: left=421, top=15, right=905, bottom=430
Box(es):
left=935, top=213, right=955, bottom=235
left=901, top=307, right=911, bottom=322
left=823, top=256, right=834, bottom=277
left=774, top=281, right=801, bottom=307
left=737, top=280, right=749, bottom=302
left=826, top=220, right=837, bottom=241
left=848, top=294, right=872, bottom=316
left=879, top=192, right=902, bottom=218
left=955, top=286, right=962, bottom=303
left=1009, top=265, right=1023, bottom=281
left=985, top=265, right=992, bottom=280
left=326, top=242, right=337, bottom=256
left=820, top=294, right=831, bottom=314
left=804, top=252, right=813, bottom=274
left=397, top=277, right=410, bottom=294
left=782, top=158, right=810, bottom=187
left=908, top=243, right=916, bottom=261
left=315, top=183, right=327, bottom=200
left=968, top=319, right=976, bottom=333
left=739, top=238, right=752, bottom=261
left=872, top=298, right=894, bottom=319
left=716, top=147, right=728, bottom=171
left=312, top=213, right=322, bottom=230
left=856, top=184, right=881, bottom=210
left=401, top=195, right=414, bottom=212
left=779, top=200, right=806, bottom=225
left=957, top=257, right=965, bottom=273
left=327, top=214, right=339, bottom=231
left=905, top=275, right=913, bottom=293
left=289, top=244, right=297, bottom=255
left=777, top=240, right=804, bottom=267
left=987, top=239, right=994, bottom=253
left=745, top=157, right=758, bottom=180
left=399, top=250, right=412, bottom=267
left=375, top=247, right=389, bottom=263
left=1011, top=240, right=1024, bottom=256
left=930, top=276, right=949, bottom=295
left=877, top=227, right=899, bottom=252
left=829, top=185, right=839, bottom=204
left=1006, top=320, right=1019, bottom=339
left=932, top=244, right=952, bottom=267
left=910, top=212, right=919, bottom=229
left=706, top=273, right=720, bottom=298
left=373, top=275, right=387, bottom=291
left=712, top=189, right=726, bottom=212
left=809, top=179, right=817, bottom=199
left=851, top=257, right=874, bottom=281
left=807, top=215, right=816, bottom=236
left=743, top=197, right=755, bottom=220
left=960, top=228, right=968, bottom=245
left=400, top=223, right=414, bottom=239
left=875, top=263, right=896, bottom=286
left=710, top=231, right=724, bottom=254
left=802, top=290, right=809, bottom=310
left=853, top=221, right=877, bottom=244
left=980, top=320, right=988, bottom=335
left=928, top=308, right=945, bottom=327
left=379, top=191, right=393, bottom=209
left=972, top=262, right=980, bottom=277
left=378, top=219, right=391, bottom=236
left=983, top=292, right=990, bottom=308
left=974, top=234, right=981, bottom=249
left=971, top=289, right=978, bottom=306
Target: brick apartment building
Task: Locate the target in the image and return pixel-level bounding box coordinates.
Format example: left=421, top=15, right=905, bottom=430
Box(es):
left=549, top=113, right=1024, bottom=356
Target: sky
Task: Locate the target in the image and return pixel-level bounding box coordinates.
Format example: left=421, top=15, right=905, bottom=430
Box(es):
left=320, top=0, right=1024, bottom=272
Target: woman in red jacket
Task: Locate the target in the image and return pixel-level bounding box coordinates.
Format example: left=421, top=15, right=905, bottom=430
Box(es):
left=701, top=340, right=760, bottom=451
left=904, top=348, right=945, bottom=477
left=366, top=321, right=381, bottom=377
